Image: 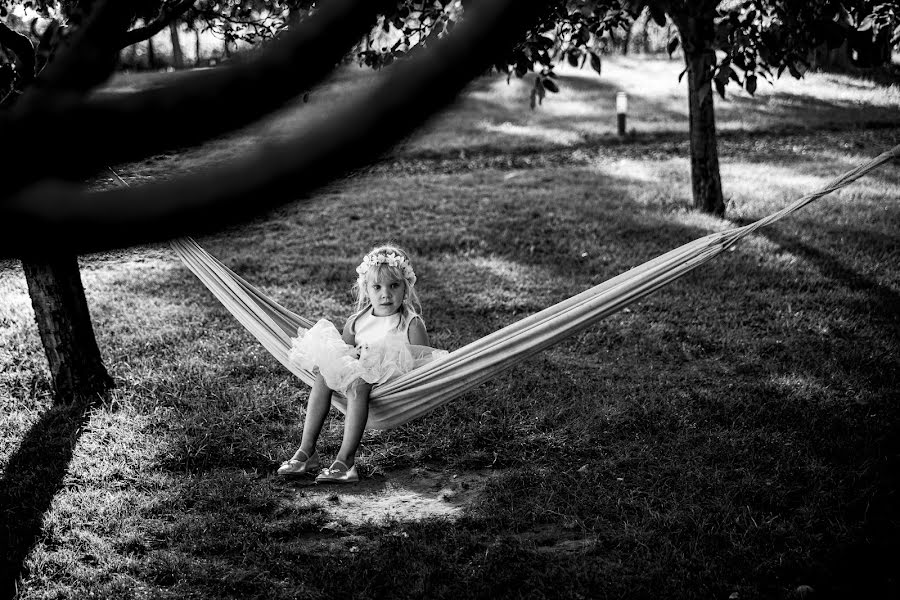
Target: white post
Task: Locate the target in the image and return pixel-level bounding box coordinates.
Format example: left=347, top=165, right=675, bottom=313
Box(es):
left=616, top=91, right=628, bottom=136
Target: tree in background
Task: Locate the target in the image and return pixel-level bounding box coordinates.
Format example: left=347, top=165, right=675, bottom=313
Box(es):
left=582, top=1, right=896, bottom=214
left=355, top=1, right=896, bottom=215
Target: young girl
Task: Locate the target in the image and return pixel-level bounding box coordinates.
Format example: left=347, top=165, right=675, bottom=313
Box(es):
left=278, top=244, right=444, bottom=483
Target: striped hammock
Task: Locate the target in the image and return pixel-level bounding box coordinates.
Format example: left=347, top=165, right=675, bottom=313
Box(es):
left=170, top=146, right=898, bottom=429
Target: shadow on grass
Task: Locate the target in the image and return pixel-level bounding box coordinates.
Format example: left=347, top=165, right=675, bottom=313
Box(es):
left=71, top=155, right=899, bottom=597
left=755, top=226, right=900, bottom=339
left=813, top=63, right=900, bottom=87
left=0, top=400, right=97, bottom=600
left=718, top=89, right=900, bottom=128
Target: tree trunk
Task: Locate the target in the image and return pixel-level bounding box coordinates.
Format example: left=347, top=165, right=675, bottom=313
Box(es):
left=147, top=37, right=155, bottom=69
left=812, top=39, right=853, bottom=70
left=9, top=2, right=116, bottom=407
left=195, top=29, right=201, bottom=66
left=21, top=256, right=114, bottom=403
left=640, top=11, right=651, bottom=54
left=125, top=38, right=138, bottom=68
left=665, top=22, right=673, bottom=57
left=169, top=22, right=184, bottom=69
left=674, top=12, right=725, bottom=216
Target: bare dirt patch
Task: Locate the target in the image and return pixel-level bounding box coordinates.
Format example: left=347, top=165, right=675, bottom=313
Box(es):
left=277, top=466, right=496, bottom=526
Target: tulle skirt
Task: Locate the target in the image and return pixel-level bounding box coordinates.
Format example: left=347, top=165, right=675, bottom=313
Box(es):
left=288, top=319, right=448, bottom=397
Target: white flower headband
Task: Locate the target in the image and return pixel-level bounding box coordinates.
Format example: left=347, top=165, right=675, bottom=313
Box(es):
left=356, top=251, right=417, bottom=285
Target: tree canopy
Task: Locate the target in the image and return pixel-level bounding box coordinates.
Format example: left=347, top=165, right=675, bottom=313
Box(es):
left=4, top=1, right=894, bottom=101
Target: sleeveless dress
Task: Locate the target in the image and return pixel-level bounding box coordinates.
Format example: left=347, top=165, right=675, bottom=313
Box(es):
left=287, top=307, right=448, bottom=398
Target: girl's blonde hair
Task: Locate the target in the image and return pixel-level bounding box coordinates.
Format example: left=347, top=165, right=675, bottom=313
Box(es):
left=352, top=243, right=422, bottom=316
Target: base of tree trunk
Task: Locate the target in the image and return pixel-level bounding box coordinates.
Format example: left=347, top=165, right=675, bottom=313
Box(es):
left=21, top=256, right=114, bottom=404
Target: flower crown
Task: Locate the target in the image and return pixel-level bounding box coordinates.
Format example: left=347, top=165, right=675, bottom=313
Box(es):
left=356, top=251, right=417, bottom=285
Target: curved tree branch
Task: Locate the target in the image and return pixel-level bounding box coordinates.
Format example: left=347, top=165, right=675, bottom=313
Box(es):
left=0, top=0, right=386, bottom=196
left=119, top=0, right=196, bottom=48
left=0, top=0, right=544, bottom=257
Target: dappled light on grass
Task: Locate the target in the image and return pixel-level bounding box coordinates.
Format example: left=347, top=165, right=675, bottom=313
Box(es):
left=666, top=207, right=736, bottom=241
left=758, top=70, right=900, bottom=108
left=407, top=57, right=900, bottom=153
left=476, top=120, right=583, bottom=146
left=2, top=62, right=899, bottom=598
left=768, top=372, right=835, bottom=402
left=447, top=254, right=562, bottom=315
left=722, top=163, right=827, bottom=206
left=0, top=268, right=52, bottom=457
left=94, top=56, right=900, bottom=165
left=7, top=142, right=899, bottom=595
left=593, top=157, right=676, bottom=184
left=0, top=269, right=32, bottom=325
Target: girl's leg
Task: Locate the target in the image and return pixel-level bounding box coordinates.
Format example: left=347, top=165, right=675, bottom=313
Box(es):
left=295, top=372, right=332, bottom=458
left=334, top=381, right=372, bottom=467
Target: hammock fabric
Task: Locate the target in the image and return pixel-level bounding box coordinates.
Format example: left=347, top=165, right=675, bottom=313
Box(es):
left=170, top=146, right=898, bottom=430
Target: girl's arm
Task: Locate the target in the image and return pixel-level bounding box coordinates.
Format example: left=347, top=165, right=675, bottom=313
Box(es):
left=407, top=316, right=430, bottom=346
left=342, top=316, right=356, bottom=346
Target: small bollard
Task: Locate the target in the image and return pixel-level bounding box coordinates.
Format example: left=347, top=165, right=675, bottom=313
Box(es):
left=616, top=91, right=628, bottom=136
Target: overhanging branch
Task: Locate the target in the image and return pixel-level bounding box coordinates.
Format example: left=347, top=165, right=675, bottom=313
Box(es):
left=0, top=0, right=385, bottom=195
left=0, top=0, right=543, bottom=257
left=120, top=0, right=197, bottom=48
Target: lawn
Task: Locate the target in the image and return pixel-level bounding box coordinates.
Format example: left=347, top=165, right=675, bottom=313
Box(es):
left=1, top=55, right=899, bottom=599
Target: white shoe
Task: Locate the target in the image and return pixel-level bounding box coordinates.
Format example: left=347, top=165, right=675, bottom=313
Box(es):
left=277, top=449, right=320, bottom=476
left=315, top=460, right=359, bottom=484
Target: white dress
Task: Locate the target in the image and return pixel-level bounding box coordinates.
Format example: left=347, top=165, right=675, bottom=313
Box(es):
left=288, top=307, right=447, bottom=397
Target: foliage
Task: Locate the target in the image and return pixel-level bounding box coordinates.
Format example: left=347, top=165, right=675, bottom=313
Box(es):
left=0, top=1, right=315, bottom=99
left=708, top=1, right=898, bottom=98
left=351, top=0, right=900, bottom=101
left=183, top=0, right=315, bottom=43
left=861, top=1, right=900, bottom=46
left=626, top=1, right=900, bottom=100
left=2, top=0, right=899, bottom=103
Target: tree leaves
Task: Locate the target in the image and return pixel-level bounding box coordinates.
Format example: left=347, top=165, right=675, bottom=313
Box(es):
left=714, top=77, right=726, bottom=99
left=589, top=50, right=601, bottom=75
left=745, top=73, right=757, bottom=94
left=713, top=64, right=737, bottom=99
left=666, top=36, right=679, bottom=56
left=530, top=72, right=559, bottom=109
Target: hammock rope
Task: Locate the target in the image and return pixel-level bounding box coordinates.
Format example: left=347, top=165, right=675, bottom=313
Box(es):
left=155, top=144, right=898, bottom=429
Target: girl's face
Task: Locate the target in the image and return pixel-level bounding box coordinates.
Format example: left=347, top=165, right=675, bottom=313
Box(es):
left=366, top=269, right=406, bottom=316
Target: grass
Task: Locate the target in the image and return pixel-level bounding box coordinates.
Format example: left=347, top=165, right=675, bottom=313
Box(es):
left=2, top=54, right=899, bottom=599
